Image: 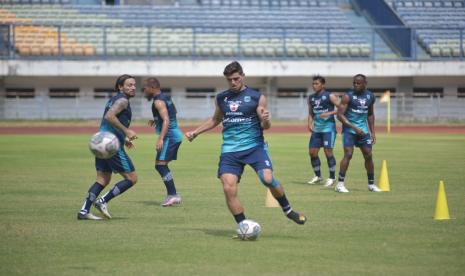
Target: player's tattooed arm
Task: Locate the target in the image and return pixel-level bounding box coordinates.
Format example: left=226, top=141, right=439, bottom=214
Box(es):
left=368, top=103, right=376, bottom=144
left=104, top=98, right=137, bottom=140
left=257, top=95, right=271, bottom=130
left=154, top=100, right=170, bottom=151
left=337, top=94, right=364, bottom=135
left=185, top=100, right=223, bottom=141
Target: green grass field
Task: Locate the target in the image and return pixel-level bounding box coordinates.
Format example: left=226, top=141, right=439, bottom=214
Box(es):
left=1, top=132, right=464, bottom=275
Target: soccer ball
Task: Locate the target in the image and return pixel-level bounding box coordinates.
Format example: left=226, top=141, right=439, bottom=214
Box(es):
left=89, top=131, right=120, bottom=159
left=236, top=219, right=261, bottom=241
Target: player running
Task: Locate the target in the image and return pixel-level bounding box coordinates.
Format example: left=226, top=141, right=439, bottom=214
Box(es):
left=307, top=75, right=340, bottom=187
left=77, top=74, right=138, bottom=220
left=335, top=74, right=382, bottom=193
left=143, top=77, right=183, bottom=206
left=185, top=61, right=307, bottom=227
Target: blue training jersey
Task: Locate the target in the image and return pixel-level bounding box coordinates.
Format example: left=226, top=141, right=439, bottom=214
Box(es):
left=99, top=92, right=132, bottom=144
left=308, top=90, right=336, bottom=133
left=216, top=87, right=264, bottom=153
left=343, top=90, right=375, bottom=134
left=152, top=92, right=183, bottom=142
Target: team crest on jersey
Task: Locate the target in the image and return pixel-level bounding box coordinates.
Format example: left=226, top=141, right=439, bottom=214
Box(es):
left=229, top=101, right=240, bottom=112
left=359, top=99, right=367, bottom=107
left=322, top=95, right=326, bottom=100
left=244, top=96, right=251, bottom=102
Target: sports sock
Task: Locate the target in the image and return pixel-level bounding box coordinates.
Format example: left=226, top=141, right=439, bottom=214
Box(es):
left=101, top=179, right=133, bottom=203
left=367, top=172, right=374, bottom=185
left=338, top=171, right=346, bottom=183
left=327, top=156, right=336, bottom=179
left=80, top=182, right=104, bottom=214
left=234, top=212, right=246, bottom=223
left=155, top=165, right=177, bottom=195
left=275, top=193, right=292, bottom=215
left=310, top=156, right=321, bottom=177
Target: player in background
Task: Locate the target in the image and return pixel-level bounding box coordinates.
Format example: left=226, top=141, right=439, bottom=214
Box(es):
left=78, top=74, right=138, bottom=220
left=335, top=74, right=381, bottom=193
left=185, top=61, right=307, bottom=227
left=143, top=77, right=183, bottom=206
left=307, top=75, right=340, bottom=187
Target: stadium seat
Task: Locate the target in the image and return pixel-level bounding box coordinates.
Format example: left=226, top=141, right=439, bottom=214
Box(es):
left=392, top=0, right=465, bottom=58
left=1, top=2, right=372, bottom=58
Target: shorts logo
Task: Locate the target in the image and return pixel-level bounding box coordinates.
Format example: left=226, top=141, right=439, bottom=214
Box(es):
left=265, top=160, right=271, bottom=167
left=224, top=97, right=228, bottom=102
left=324, top=141, right=328, bottom=146
left=244, top=96, right=251, bottom=102
left=367, top=138, right=372, bottom=144
left=229, top=101, right=240, bottom=112
left=322, top=95, right=326, bottom=100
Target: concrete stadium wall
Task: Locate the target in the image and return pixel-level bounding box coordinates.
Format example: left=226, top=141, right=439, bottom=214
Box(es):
left=0, top=60, right=464, bottom=121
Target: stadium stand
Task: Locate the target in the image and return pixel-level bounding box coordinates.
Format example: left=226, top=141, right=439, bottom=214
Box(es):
left=0, top=1, right=373, bottom=58
left=389, top=0, right=465, bottom=57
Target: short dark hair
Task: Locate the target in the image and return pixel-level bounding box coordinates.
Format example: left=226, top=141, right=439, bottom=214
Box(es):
left=223, top=61, right=244, bottom=76
left=354, top=74, right=367, bottom=81
left=115, top=74, right=135, bottom=91
left=312, top=75, right=326, bottom=84
left=146, top=77, right=161, bottom=89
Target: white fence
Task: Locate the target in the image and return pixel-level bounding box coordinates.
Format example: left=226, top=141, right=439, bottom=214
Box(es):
left=1, top=93, right=465, bottom=121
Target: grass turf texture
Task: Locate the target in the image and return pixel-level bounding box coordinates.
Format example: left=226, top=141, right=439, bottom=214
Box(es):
left=0, top=133, right=464, bottom=275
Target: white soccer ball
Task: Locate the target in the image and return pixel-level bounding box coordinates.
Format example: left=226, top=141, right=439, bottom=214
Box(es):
left=236, top=219, right=261, bottom=241
left=89, top=131, right=120, bottom=159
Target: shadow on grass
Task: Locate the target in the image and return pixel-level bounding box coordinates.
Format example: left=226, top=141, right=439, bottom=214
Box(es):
left=134, top=200, right=162, bottom=206
left=184, top=227, right=301, bottom=241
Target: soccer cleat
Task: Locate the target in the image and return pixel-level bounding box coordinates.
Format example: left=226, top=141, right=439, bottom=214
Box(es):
left=161, top=194, right=182, bottom=207
left=335, top=183, right=349, bottom=193
left=94, top=198, right=112, bottom=219
left=307, top=176, right=323, bottom=184
left=324, top=178, right=335, bottom=188
left=286, top=210, right=307, bottom=225
left=77, top=212, right=103, bottom=220
left=368, top=184, right=382, bottom=192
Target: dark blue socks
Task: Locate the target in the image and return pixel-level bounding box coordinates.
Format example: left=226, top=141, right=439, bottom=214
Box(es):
left=368, top=172, right=374, bottom=185
left=234, top=213, right=246, bottom=223
left=80, top=182, right=104, bottom=214
left=276, top=194, right=292, bottom=214
left=327, top=155, right=336, bottom=179
left=155, top=165, right=177, bottom=195
left=102, top=179, right=134, bottom=203
left=338, top=171, right=346, bottom=182
left=310, top=156, right=321, bottom=177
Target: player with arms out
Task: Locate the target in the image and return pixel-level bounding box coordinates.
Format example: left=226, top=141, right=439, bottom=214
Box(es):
left=307, top=75, right=340, bottom=187
left=335, top=74, right=381, bottom=193
left=77, top=74, right=138, bottom=220
left=143, top=77, right=183, bottom=206
left=185, top=61, right=307, bottom=228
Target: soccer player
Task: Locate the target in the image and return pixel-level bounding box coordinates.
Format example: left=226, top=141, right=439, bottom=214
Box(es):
left=335, top=74, right=381, bottom=193
left=185, top=61, right=307, bottom=227
left=307, top=75, right=340, bottom=187
left=77, top=74, right=138, bottom=220
left=143, top=77, right=183, bottom=206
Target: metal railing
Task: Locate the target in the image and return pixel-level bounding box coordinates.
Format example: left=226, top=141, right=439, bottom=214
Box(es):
left=1, top=23, right=464, bottom=61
